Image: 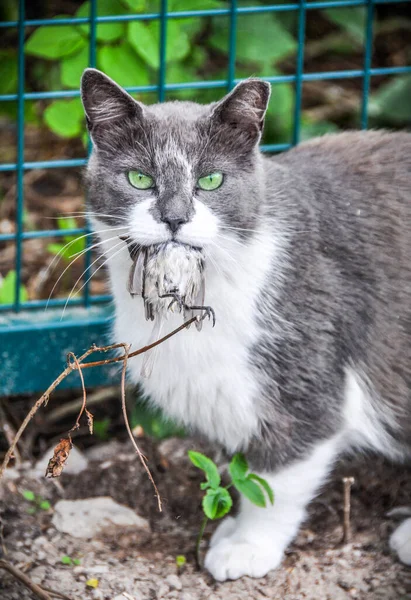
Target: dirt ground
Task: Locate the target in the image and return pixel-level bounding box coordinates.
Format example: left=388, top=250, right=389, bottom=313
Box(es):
left=1, top=434, right=411, bottom=600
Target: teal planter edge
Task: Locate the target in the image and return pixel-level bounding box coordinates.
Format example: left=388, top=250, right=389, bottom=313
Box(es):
left=0, top=305, right=120, bottom=396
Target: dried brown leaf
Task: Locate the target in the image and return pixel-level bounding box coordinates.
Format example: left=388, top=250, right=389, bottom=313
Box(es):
left=45, top=437, right=72, bottom=478
left=85, top=409, right=94, bottom=435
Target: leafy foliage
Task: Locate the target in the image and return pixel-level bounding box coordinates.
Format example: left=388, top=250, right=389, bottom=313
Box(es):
left=47, top=217, right=85, bottom=261
left=369, top=75, right=411, bottom=125
left=0, top=271, right=28, bottom=305
left=0, top=1, right=406, bottom=146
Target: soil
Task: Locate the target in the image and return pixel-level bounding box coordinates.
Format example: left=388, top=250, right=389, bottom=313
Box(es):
left=1, top=435, right=411, bottom=600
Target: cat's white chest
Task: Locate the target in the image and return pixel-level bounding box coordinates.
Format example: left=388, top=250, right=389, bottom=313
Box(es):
left=104, top=229, right=280, bottom=452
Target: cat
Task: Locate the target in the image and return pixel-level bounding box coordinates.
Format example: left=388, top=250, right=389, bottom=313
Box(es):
left=80, top=68, right=411, bottom=581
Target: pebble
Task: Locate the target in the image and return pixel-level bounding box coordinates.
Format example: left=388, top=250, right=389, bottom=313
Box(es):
left=157, top=582, right=170, bottom=598
left=52, top=497, right=150, bottom=539
left=165, top=574, right=182, bottom=591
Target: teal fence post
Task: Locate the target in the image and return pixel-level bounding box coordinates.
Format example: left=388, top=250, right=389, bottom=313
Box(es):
left=361, top=0, right=375, bottom=128
left=14, top=0, right=25, bottom=312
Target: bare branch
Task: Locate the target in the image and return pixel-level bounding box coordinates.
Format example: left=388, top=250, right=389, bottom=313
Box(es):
left=119, top=343, right=162, bottom=512
left=0, top=559, right=54, bottom=600
left=342, top=476, right=355, bottom=544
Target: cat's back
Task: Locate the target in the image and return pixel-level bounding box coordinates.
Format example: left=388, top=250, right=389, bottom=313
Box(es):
left=268, top=130, right=411, bottom=450
left=274, top=129, right=411, bottom=180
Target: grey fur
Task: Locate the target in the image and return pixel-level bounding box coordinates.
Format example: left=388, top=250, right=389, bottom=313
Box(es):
left=81, top=69, right=411, bottom=472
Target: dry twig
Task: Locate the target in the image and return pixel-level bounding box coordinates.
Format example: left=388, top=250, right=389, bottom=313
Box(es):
left=120, top=343, right=162, bottom=511
left=0, top=316, right=198, bottom=509
left=0, top=559, right=56, bottom=600
left=342, top=476, right=355, bottom=543
left=0, top=403, right=21, bottom=466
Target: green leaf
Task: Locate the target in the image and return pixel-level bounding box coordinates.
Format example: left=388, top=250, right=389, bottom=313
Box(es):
left=188, top=451, right=220, bottom=489
left=232, top=477, right=266, bottom=508
left=61, top=555, right=73, bottom=565
left=210, top=11, right=296, bottom=72
left=93, top=417, right=111, bottom=440
left=0, top=271, right=28, bottom=305
left=73, top=558, right=81, bottom=565
left=98, top=43, right=150, bottom=88
left=121, top=0, right=146, bottom=10
left=369, top=75, right=411, bottom=125
left=0, top=51, right=18, bottom=94
left=61, top=46, right=88, bottom=88
left=229, top=453, right=248, bottom=481
left=299, top=119, right=339, bottom=142
left=47, top=243, right=65, bottom=257
left=128, top=20, right=190, bottom=69
left=39, top=500, right=51, bottom=511
left=170, top=0, right=222, bottom=37
left=21, top=490, right=36, bottom=502
left=266, top=80, right=294, bottom=139
left=44, top=98, right=84, bottom=139
left=202, top=487, right=233, bottom=520
left=56, top=217, right=76, bottom=231
left=76, top=0, right=127, bottom=42
left=247, top=474, right=274, bottom=505
left=129, top=401, right=185, bottom=440
left=26, top=16, right=86, bottom=59
left=323, top=7, right=365, bottom=44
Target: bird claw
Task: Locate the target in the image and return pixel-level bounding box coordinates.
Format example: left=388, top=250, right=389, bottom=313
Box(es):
left=159, top=293, right=216, bottom=328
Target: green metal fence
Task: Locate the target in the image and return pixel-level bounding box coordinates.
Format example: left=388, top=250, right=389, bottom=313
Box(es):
left=0, top=0, right=410, bottom=395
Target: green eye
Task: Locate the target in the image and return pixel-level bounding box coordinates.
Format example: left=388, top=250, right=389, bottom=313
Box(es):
left=197, top=172, right=223, bottom=191
left=128, top=171, right=154, bottom=190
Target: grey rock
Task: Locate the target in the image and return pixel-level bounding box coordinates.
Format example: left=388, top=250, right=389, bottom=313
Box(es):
left=52, top=497, right=150, bottom=539
left=165, top=574, right=182, bottom=591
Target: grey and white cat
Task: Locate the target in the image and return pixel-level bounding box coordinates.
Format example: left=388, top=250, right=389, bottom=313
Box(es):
left=80, top=68, right=411, bottom=580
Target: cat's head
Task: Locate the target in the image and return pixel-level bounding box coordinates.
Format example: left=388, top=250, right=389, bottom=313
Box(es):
left=81, top=69, right=270, bottom=250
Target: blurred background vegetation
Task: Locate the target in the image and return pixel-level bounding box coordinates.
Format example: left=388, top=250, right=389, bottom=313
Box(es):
left=0, top=0, right=410, bottom=303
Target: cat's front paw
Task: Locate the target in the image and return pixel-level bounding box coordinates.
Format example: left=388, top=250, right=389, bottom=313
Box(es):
left=390, top=518, right=411, bottom=565
left=204, top=536, right=283, bottom=581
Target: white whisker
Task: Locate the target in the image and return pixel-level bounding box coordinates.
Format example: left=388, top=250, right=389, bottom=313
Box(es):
left=46, top=232, right=126, bottom=310
left=60, top=239, right=128, bottom=319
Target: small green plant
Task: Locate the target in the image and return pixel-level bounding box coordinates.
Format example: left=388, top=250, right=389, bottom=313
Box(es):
left=21, top=489, right=51, bottom=514
left=188, top=451, right=274, bottom=566
left=175, top=554, right=186, bottom=573
left=47, top=217, right=86, bottom=262
left=61, top=555, right=81, bottom=566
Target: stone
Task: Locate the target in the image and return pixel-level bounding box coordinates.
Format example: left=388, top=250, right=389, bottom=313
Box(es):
left=33, top=444, right=88, bottom=477
left=165, top=574, right=182, bottom=591
left=52, top=497, right=150, bottom=539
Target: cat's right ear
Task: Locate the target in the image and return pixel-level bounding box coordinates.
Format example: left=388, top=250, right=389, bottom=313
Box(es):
left=80, top=69, right=144, bottom=144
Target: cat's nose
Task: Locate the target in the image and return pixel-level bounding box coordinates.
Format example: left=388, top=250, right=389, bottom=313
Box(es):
left=162, top=217, right=187, bottom=234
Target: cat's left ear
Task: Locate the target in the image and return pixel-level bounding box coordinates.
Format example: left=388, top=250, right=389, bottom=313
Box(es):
left=210, top=79, right=271, bottom=141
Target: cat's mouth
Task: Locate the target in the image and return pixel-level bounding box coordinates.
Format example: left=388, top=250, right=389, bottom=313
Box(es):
left=121, top=238, right=215, bottom=330
left=119, top=236, right=203, bottom=260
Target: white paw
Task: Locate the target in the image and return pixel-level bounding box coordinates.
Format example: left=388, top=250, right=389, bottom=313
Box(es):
left=390, top=518, right=411, bottom=565
left=210, top=516, right=236, bottom=548
left=205, top=536, right=282, bottom=581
